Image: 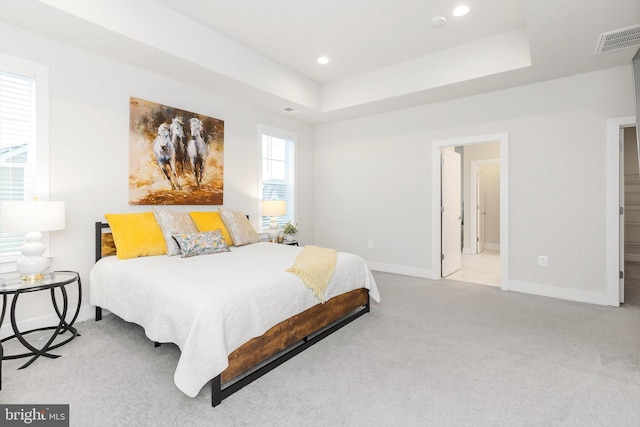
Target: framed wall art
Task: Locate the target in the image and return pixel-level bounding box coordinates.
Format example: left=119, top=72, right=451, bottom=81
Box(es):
left=128, top=96, right=224, bottom=205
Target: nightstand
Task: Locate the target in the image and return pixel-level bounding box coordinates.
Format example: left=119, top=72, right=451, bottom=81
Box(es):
left=0, top=271, right=81, bottom=390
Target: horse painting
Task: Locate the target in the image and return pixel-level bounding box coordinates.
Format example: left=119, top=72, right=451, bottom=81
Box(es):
left=153, top=123, right=181, bottom=190
left=129, top=96, right=224, bottom=205
left=187, top=117, right=209, bottom=188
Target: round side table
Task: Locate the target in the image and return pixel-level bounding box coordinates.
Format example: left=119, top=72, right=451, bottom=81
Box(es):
left=0, top=270, right=81, bottom=390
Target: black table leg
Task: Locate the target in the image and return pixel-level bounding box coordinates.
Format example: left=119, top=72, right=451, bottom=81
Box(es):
left=0, top=294, right=6, bottom=391
left=2, top=279, right=81, bottom=369
left=10, top=289, right=66, bottom=369
left=0, top=272, right=81, bottom=380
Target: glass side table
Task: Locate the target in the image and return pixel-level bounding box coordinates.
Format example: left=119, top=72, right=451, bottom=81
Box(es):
left=0, top=270, right=82, bottom=390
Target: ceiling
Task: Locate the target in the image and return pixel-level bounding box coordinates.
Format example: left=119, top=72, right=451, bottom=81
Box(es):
left=1, top=0, right=639, bottom=124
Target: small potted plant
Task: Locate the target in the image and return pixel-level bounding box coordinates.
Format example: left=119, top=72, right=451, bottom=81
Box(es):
left=283, top=222, right=298, bottom=242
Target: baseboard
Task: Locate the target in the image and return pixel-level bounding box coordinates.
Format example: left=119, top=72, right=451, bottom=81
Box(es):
left=508, top=280, right=608, bottom=306
left=366, top=261, right=435, bottom=280
left=463, top=244, right=499, bottom=253
left=0, top=304, right=96, bottom=340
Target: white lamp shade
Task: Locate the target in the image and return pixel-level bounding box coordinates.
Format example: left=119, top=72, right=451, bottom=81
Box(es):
left=262, top=200, right=286, bottom=217
left=1, top=200, right=66, bottom=232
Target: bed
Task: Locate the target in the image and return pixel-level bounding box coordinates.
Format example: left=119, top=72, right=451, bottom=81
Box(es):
left=89, top=212, right=380, bottom=407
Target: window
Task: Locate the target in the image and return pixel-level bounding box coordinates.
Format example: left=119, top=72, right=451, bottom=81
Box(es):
left=0, top=54, right=49, bottom=266
left=258, top=125, right=296, bottom=232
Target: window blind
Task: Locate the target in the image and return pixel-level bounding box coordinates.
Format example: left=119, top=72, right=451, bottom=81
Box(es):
left=0, top=69, right=35, bottom=255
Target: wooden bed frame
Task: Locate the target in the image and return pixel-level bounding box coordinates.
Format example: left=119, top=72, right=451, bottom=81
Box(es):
left=93, top=222, right=370, bottom=406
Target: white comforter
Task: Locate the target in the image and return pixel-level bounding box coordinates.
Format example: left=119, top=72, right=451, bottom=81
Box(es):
left=89, top=242, right=380, bottom=397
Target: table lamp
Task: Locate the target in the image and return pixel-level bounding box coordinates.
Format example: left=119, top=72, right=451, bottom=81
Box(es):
left=262, top=200, right=286, bottom=243
left=1, top=200, right=65, bottom=281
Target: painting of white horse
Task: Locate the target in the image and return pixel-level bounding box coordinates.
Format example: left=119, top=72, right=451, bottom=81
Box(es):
left=187, top=117, right=209, bottom=188
left=153, top=123, right=181, bottom=190
left=170, top=116, right=188, bottom=176
left=129, top=97, right=224, bottom=205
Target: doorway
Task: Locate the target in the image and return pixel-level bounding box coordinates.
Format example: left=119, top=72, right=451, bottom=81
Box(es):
left=431, top=133, right=509, bottom=290
left=444, top=149, right=501, bottom=286
left=469, top=159, right=500, bottom=253
left=607, top=116, right=635, bottom=306
left=622, top=125, right=640, bottom=305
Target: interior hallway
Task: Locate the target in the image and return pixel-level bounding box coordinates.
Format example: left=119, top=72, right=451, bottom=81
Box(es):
left=444, top=249, right=500, bottom=287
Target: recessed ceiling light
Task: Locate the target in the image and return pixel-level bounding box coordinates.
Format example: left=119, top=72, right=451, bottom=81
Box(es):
left=317, top=56, right=330, bottom=65
left=452, top=5, right=470, bottom=17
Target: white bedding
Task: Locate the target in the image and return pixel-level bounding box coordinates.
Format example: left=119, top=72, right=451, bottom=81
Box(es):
left=89, top=242, right=380, bottom=397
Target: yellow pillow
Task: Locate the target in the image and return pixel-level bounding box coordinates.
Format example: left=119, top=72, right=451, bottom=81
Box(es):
left=104, top=212, right=167, bottom=259
left=189, top=211, right=233, bottom=246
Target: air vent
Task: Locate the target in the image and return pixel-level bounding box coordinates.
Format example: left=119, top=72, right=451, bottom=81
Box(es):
left=596, top=24, right=640, bottom=54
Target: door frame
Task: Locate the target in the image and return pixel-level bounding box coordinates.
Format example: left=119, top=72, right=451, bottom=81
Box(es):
left=431, top=133, right=509, bottom=290
left=469, top=159, right=500, bottom=254
left=606, top=116, right=635, bottom=306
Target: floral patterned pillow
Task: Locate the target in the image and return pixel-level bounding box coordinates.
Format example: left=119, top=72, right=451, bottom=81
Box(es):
left=171, top=230, right=231, bottom=258
left=219, top=209, right=260, bottom=246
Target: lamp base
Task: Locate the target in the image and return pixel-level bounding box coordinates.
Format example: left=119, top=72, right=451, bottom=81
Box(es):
left=267, top=230, right=279, bottom=243
left=17, top=231, right=49, bottom=281
left=21, top=273, right=45, bottom=282
left=268, top=217, right=280, bottom=243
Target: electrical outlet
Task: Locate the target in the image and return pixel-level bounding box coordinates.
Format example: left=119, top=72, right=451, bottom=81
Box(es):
left=368, top=240, right=374, bottom=249
left=538, top=255, right=548, bottom=267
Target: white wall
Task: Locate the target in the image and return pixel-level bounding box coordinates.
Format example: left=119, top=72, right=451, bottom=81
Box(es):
left=0, top=24, right=315, bottom=336
left=315, top=65, right=635, bottom=303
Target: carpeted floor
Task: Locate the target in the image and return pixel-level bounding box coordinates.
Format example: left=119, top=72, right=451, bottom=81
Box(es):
left=1, top=270, right=639, bottom=427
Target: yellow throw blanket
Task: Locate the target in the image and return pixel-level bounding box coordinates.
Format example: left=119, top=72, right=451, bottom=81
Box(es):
left=286, top=245, right=337, bottom=303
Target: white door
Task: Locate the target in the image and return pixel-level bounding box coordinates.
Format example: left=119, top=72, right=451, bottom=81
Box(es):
left=620, top=136, right=625, bottom=303
left=441, top=150, right=462, bottom=277
left=476, top=169, right=485, bottom=253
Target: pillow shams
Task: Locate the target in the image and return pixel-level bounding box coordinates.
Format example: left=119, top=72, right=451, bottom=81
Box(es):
left=219, top=208, right=260, bottom=246
left=172, top=230, right=231, bottom=258
left=153, top=207, right=198, bottom=256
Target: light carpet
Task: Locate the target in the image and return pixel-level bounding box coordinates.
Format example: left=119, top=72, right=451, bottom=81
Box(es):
left=1, top=271, right=639, bottom=427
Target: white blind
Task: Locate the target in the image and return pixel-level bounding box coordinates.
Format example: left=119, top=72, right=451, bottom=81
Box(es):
left=0, top=69, right=35, bottom=255
left=259, top=129, right=296, bottom=232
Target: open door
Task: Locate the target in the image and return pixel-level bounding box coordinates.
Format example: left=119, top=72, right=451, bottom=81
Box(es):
left=476, top=168, right=485, bottom=254
left=620, top=130, right=625, bottom=303
left=441, top=149, right=462, bottom=277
